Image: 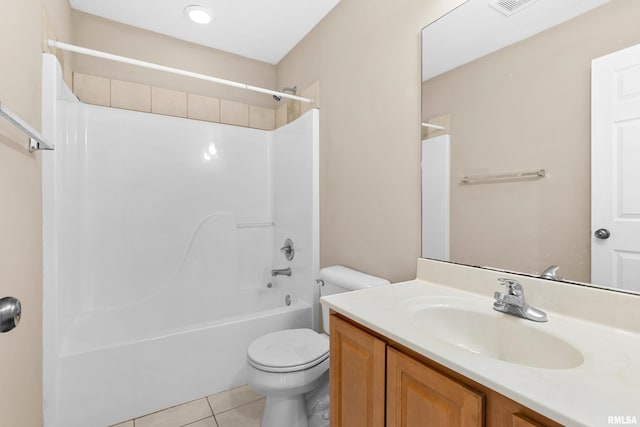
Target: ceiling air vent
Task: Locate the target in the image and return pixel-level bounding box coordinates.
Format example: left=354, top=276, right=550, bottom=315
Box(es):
left=489, top=0, right=539, bottom=16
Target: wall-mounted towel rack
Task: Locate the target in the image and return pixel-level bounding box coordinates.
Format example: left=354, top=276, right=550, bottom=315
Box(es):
left=421, top=122, right=445, bottom=131
left=460, top=169, right=545, bottom=184
left=236, top=222, right=274, bottom=229
left=0, top=101, right=54, bottom=152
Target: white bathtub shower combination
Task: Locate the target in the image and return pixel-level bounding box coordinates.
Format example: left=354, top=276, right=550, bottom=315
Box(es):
left=41, top=54, right=319, bottom=427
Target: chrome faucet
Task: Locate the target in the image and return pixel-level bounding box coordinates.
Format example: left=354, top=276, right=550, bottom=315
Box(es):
left=493, top=278, right=547, bottom=322
left=541, top=265, right=562, bottom=281
left=271, top=267, right=291, bottom=277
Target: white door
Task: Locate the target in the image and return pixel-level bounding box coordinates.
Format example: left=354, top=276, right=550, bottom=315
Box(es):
left=592, top=43, right=640, bottom=292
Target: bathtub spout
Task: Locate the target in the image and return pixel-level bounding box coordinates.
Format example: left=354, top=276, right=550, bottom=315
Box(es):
left=271, top=268, right=292, bottom=277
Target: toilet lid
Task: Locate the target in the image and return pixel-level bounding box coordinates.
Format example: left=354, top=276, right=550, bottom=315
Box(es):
left=247, top=329, right=329, bottom=373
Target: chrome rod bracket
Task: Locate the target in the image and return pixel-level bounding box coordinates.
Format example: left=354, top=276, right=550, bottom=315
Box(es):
left=29, top=137, right=55, bottom=153
left=0, top=101, right=54, bottom=152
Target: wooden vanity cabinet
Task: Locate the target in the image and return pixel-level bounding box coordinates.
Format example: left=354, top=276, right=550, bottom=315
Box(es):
left=387, top=347, right=483, bottom=427
left=330, top=311, right=386, bottom=427
left=330, top=313, right=563, bottom=427
left=512, top=414, right=549, bottom=427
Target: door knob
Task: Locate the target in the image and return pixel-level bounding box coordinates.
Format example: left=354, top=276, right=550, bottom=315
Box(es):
left=594, top=228, right=611, bottom=239
left=0, top=296, right=22, bottom=333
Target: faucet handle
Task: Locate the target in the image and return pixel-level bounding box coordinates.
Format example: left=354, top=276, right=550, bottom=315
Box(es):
left=280, top=245, right=292, bottom=254
left=497, top=278, right=523, bottom=296
left=280, top=238, right=294, bottom=261
left=541, top=265, right=562, bottom=281
left=493, top=291, right=523, bottom=308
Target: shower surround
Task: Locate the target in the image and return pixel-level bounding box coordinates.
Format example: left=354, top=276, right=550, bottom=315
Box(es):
left=41, top=54, right=319, bottom=427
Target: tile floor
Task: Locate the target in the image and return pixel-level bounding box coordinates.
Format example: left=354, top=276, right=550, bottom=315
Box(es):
left=109, top=384, right=264, bottom=427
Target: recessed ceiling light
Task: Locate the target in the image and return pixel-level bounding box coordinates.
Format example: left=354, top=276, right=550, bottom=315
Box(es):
left=184, top=5, right=213, bottom=24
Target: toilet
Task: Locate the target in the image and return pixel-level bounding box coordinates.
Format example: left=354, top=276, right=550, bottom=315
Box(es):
left=246, top=265, right=390, bottom=427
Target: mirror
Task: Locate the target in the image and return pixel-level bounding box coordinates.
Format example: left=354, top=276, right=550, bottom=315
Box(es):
left=421, top=0, right=640, bottom=294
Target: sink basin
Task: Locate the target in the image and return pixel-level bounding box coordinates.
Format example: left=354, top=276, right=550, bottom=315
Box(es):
left=412, top=303, right=584, bottom=369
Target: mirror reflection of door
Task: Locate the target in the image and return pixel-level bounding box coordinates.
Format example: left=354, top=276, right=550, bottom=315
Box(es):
left=591, top=42, right=640, bottom=292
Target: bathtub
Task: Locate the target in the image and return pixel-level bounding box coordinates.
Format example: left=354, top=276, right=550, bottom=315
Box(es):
left=42, top=55, right=319, bottom=427
left=56, top=292, right=311, bottom=427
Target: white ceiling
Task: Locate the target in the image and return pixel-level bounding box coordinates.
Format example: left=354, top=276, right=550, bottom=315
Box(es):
left=69, top=0, right=343, bottom=64
left=422, top=0, right=611, bottom=81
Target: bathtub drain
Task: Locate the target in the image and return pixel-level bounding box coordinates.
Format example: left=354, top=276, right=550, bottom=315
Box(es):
left=285, top=294, right=291, bottom=306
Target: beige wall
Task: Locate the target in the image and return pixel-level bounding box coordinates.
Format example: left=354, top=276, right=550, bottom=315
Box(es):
left=0, top=0, right=71, bottom=425
left=278, top=0, right=465, bottom=282
left=421, top=0, right=640, bottom=283
left=70, top=11, right=278, bottom=109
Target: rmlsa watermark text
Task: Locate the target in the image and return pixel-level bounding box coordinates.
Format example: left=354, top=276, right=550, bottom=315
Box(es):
left=608, top=416, right=638, bottom=425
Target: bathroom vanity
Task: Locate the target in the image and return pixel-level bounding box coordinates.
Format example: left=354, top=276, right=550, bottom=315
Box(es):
left=329, top=313, right=559, bottom=426
left=321, top=259, right=640, bottom=427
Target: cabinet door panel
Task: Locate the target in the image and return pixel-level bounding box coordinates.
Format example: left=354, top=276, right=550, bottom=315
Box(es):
left=513, top=413, right=547, bottom=427
left=387, top=347, right=484, bottom=427
left=330, top=314, right=386, bottom=427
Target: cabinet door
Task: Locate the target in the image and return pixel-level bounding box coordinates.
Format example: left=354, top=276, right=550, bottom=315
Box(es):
left=512, top=413, right=547, bottom=427
left=387, top=347, right=484, bottom=427
left=330, top=314, right=386, bottom=427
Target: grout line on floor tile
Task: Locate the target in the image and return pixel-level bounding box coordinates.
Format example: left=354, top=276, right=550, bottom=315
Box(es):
left=207, top=393, right=265, bottom=415
left=205, top=396, right=220, bottom=427
left=206, top=385, right=265, bottom=415
left=205, top=395, right=215, bottom=414
left=181, top=415, right=218, bottom=427
left=204, top=395, right=222, bottom=426
left=214, top=397, right=266, bottom=416
left=136, top=396, right=211, bottom=420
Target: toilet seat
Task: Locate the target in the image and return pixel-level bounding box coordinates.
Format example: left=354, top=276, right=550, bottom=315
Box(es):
left=247, top=329, right=329, bottom=373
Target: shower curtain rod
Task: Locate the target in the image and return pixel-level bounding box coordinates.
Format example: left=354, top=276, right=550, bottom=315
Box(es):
left=47, top=40, right=314, bottom=104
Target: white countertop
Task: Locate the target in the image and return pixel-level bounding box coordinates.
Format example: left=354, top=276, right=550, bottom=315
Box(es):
left=321, top=278, right=640, bottom=426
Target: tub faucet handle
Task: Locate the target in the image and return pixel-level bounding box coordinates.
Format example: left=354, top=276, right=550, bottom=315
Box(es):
left=280, top=238, right=294, bottom=261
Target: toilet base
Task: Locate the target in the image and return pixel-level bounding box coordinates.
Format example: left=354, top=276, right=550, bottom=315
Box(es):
left=306, top=372, right=330, bottom=427
left=262, top=395, right=308, bottom=427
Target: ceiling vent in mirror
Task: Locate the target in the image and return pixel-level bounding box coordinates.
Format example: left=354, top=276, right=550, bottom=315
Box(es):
left=489, top=0, right=539, bottom=16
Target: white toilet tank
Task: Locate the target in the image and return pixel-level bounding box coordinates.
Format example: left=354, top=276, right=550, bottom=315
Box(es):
left=319, top=265, right=390, bottom=333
